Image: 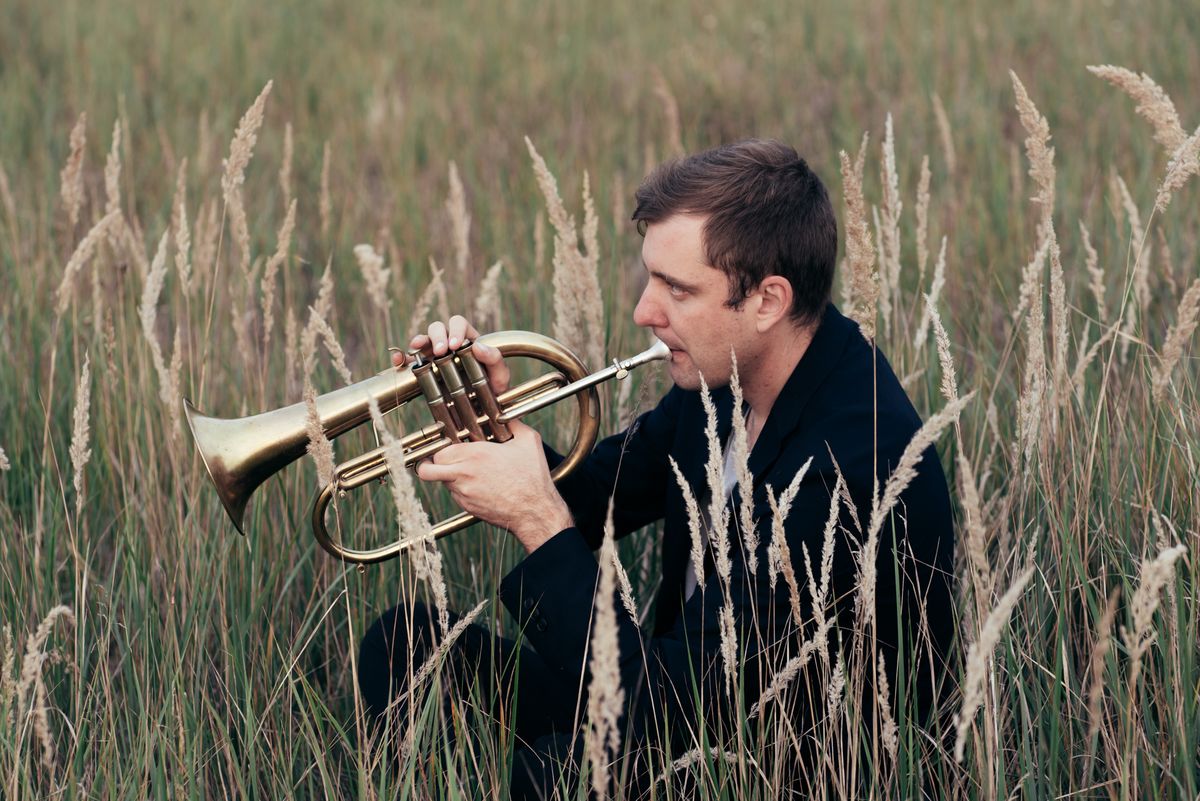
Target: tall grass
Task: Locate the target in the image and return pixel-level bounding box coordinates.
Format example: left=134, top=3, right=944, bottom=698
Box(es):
left=1, top=0, right=1198, bottom=798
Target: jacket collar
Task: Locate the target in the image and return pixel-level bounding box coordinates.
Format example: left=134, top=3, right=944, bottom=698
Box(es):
left=746, top=303, right=856, bottom=483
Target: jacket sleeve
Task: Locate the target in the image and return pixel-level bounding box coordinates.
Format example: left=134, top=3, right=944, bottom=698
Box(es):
left=546, top=386, right=685, bottom=549
left=499, top=466, right=856, bottom=758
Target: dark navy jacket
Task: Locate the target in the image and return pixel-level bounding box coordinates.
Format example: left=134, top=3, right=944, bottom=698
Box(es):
left=498, top=303, right=956, bottom=751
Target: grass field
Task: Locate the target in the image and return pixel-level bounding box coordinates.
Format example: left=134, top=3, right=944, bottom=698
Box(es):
left=1, top=0, right=1198, bottom=797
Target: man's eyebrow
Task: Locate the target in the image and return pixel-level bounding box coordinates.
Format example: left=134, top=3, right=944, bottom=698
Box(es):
left=643, top=263, right=701, bottom=292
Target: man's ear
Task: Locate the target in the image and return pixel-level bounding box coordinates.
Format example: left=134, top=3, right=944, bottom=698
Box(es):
left=754, top=276, right=794, bottom=332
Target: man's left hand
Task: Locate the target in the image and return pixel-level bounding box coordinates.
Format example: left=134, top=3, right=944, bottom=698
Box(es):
left=416, top=421, right=574, bottom=554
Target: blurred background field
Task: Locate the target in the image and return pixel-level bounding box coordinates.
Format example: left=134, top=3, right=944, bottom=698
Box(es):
left=0, top=0, right=1197, bottom=798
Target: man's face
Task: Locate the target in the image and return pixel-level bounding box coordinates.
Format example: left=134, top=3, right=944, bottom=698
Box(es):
left=633, top=213, right=757, bottom=390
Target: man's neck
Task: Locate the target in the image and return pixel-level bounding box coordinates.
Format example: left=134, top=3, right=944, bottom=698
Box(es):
left=742, top=323, right=815, bottom=450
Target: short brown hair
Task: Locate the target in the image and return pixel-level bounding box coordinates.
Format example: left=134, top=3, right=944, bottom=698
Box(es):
left=632, top=139, right=837, bottom=329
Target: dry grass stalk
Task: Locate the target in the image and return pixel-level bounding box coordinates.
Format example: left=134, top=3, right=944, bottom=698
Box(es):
left=172, top=158, right=193, bottom=296
left=587, top=507, right=625, bottom=801
left=408, top=260, right=449, bottom=340
left=533, top=213, right=546, bottom=274
left=1017, top=260, right=1046, bottom=469
left=1080, top=221, right=1105, bottom=324
left=669, top=456, right=706, bottom=594
left=955, top=447, right=993, bottom=616
left=302, top=379, right=335, bottom=489
left=445, top=161, right=471, bottom=278
left=839, top=133, right=879, bottom=340
left=579, top=172, right=606, bottom=368
left=192, top=196, right=220, bottom=287
left=312, top=259, right=336, bottom=322
left=407, top=599, right=489, bottom=702
left=354, top=243, right=392, bottom=313
left=0, top=445, right=10, bottom=471
left=69, top=353, right=92, bottom=520
left=1157, top=228, right=1177, bottom=295
left=59, top=112, right=87, bottom=229
left=913, top=235, right=947, bottom=351
left=931, top=92, right=956, bottom=174
left=525, top=138, right=606, bottom=367
left=652, top=68, right=685, bottom=157
left=879, top=114, right=904, bottom=328
left=1154, top=124, right=1200, bottom=214
left=746, top=622, right=831, bottom=721
left=303, top=307, right=353, bottom=385
left=1071, top=322, right=1116, bottom=405
left=1012, top=235, right=1049, bottom=326
left=764, top=457, right=814, bottom=627
left=1, top=624, right=14, bottom=707
left=1085, top=588, right=1120, bottom=755
left=284, top=307, right=299, bottom=394
left=140, top=231, right=184, bottom=435
left=1010, top=71, right=1056, bottom=245
left=0, top=162, right=18, bottom=254
left=1113, top=173, right=1150, bottom=320
left=1087, top=65, right=1187, bottom=152
left=876, top=654, right=899, bottom=759
left=319, top=140, right=332, bottom=238
left=1151, top=277, right=1200, bottom=402
left=826, top=650, right=846, bottom=720
left=699, top=376, right=737, bottom=694
left=15, top=605, right=75, bottom=777
left=927, top=293, right=959, bottom=404
left=1048, top=232, right=1070, bottom=407
left=260, top=199, right=297, bottom=355
left=280, top=121, right=293, bottom=210
left=367, top=397, right=450, bottom=634
left=727, top=351, right=758, bottom=575
left=104, top=119, right=122, bottom=221
left=915, top=155, right=931, bottom=284
left=56, top=210, right=121, bottom=317
left=472, top=260, right=504, bottom=329
left=221, top=81, right=272, bottom=274
left=954, top=564, right=1035, bottom=762
left=1121, top=543, right=1187, bottom=696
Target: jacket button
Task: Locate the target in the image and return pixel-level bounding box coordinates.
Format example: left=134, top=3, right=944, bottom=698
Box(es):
left=523, top=597, right=535, bottom=611
left=535, top=616, right=548, bottom=633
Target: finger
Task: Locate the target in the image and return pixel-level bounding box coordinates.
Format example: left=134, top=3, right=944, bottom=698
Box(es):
left=447, top=315, right=477, bottom=349
left=409, top=333, right=430, bottom=352
left=472, top=341, right=510, bottom=393
left=416, top=459, right=459, bottom=483
left=391, top=350, right=407, bottom=367
left=427, top=321, right=449, bottom=355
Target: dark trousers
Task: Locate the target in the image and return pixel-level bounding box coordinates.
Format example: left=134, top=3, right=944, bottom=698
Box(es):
left=357, top=601, right=585, bottom=799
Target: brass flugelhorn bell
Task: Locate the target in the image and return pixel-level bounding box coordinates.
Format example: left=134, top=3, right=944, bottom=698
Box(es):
left=184, top=331, right=670, bottom=564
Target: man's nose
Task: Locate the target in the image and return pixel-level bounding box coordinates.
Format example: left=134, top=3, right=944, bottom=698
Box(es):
left=632, top=286, right=662, bottom=328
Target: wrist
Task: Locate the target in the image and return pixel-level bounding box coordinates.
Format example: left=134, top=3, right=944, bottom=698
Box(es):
left=513, top=497, right=574, bottom=554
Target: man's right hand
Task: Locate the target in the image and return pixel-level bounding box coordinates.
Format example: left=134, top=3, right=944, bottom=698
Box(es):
left=393, top=314, right=510, bottom=395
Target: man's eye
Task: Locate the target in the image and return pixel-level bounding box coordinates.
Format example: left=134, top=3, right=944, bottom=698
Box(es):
left=667, top=283, right=686, bottom=297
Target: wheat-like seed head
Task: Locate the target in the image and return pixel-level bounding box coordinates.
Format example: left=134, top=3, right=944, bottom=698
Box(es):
left=915, top=154, right=931, bottom=285
left=472, top=260, right=504, bottom=330
left=445, top=161, right=471, bottom=278
left=587, top=505, right=625, bottom=801
left=1009, top=71, right=1056, bottom=242
left=172, top=158, right=193, bottom=297
left=16, top=605, right=75, bottom=777
left=353, top=243, right=392, bottom=313
left=652, top=68, right=685, bottom=158
left=260, top=198, right=297, bottom=354
left=59, top=112, right=87, bottom=229
left=304, top=307, right=352, bottom=385
left=913, top=236, right=947, bottom=351
left=319, top=140, right=332, bottom=238
left=1087, top=65, right=1188, bottom=153
left=1079, top=221, right=1105, bottom=325
left=839, top=133, right=878, bottom=340
left=0, top=445, right=10, bottom=471
left=954, top=564, right=1035, bottom=762
left=728, top=350, right=758, bottom=575
left=880, top=114, right=904, bottom=320
left=1048, top=231, right=1070, bottom=408
left=955, top=446, right=993, bottom=614
left=1121, top=543, right=1187, bottom=660
left=70, top=354, right=92, bottom=520
left=104, top=119, right=123, bottom=221
left=1151, top=277, right=1200, bottom=403
left=1154, top=124, right=1200, bottom=215
left=926, top=290, right=959, bottom=404
left=669, top=456, right=706, bottom=594
left=56, top=209, right=121, bottom=317
left=408, top=261, right=448, bottom=340
left=280, top=121, right=293, bottom=210
left=876, top=654, right=899, bottom=759
left=931, top=92, right=956, bottom=174
left=402, top=598, right=488, bottom=702
left=1085, top=588, right=1120, bottom=754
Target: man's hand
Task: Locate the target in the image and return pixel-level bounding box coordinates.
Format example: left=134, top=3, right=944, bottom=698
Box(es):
left=416, top=421, right=574, bottom=554
left=392, top=314, right=510, bottom=395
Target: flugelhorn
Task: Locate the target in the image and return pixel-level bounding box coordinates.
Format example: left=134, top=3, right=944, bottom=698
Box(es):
left=184, top=331, right=670, bottom=564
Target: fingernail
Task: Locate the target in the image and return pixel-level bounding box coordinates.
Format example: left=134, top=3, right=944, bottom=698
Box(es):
left=476, top=342, right=494, bottom=356
left=449, top=337, right=459, bottom=348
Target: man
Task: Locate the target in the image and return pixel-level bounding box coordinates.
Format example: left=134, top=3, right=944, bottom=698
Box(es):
left=358, top=139, right=955, bottom=797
